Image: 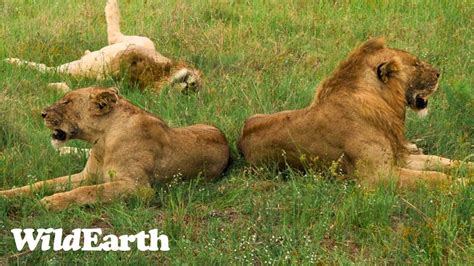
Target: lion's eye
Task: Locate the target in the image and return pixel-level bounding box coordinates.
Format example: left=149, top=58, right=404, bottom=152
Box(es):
left=61, top=100, right=70, bottom=105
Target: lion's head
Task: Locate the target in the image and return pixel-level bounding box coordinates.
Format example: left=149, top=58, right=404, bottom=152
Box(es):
left=112, top=46, right=202, bottom=93
left=316, top=38, right=440, bottom=119
left=168, top=67, right=203, bottom=93
left=41, top=87, right=119, bottom=148
left=312, top=38, right=441, bottom=158
left=398, top=52, right=440, bottom=117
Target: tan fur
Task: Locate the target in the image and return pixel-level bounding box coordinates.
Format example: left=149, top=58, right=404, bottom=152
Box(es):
left=5, top=0, right=201, bottom=92
left=238, top=38, right=471, bottom=188
left=0, top=87, right=229, bottom=210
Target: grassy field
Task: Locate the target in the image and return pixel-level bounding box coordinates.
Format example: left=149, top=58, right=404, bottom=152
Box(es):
left=0, top=0, right=473, bottom=264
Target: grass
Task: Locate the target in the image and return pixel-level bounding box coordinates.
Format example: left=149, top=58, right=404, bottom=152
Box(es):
left=0, top=0, right=473, bottom=264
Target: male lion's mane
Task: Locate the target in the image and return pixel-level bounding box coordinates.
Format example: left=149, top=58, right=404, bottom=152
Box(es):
left=313, top=38, right=408, bottom=160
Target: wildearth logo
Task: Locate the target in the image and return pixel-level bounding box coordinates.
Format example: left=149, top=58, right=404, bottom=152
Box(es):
left=11, top=228, right=170, bottom=251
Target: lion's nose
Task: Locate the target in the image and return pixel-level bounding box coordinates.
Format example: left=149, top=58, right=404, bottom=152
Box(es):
left=435, top=70, right=440, bottom=78
left=41, top=111, right=47, bottom=118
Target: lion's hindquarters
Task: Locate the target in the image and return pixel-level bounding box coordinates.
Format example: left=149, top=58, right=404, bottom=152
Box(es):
left=238, top=110, right=315, bottom=168
left=238, top=114, right=275, bottom=164
left=171, top=125, right=230, bottom=180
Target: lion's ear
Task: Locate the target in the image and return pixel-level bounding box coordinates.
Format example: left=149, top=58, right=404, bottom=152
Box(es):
left=360, top=37, right=385, bottom=53
left=376, top=59, right=401, bottom=83
left=91, top=89, right=118, bottom=115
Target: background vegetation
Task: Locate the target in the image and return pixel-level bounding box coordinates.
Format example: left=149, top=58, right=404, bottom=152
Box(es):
left=0, top=0, right=472, bottom=264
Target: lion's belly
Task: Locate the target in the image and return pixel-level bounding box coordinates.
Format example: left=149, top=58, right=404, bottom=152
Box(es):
left=58, top=43, right=137, bottom=78
left=117, top=36, right=155, bottom=51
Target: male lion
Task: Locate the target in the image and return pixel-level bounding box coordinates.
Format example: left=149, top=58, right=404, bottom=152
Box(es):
left=238, top=38, right=471, bottom=188
left=0, top=87, right=229, bottom=210
left=6, top=0, right=201, bottom=92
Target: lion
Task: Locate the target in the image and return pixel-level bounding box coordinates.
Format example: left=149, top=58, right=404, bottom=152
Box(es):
left=238, top=38, right=472, bottom=188
left=0, top=87, right=230, bottom=210
left=5, top=0, right=201, bottom=92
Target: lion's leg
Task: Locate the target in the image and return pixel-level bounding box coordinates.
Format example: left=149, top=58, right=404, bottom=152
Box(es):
left=406, top=154, right=472, bottom=171
left=0, top=173, right=85, bottom=198
left=40, top=180, right=136, bottom=211
left=396, top=168, right=451, bottom=188
left=47, top=82, right=71, bottom=93
left=52, top=56, right=109, bottom=80
left=56, top=60, right=89, bottom=77
left=405, top=142, right=423, bottom=154
left=357, top=163, right=454, bottom=189
left=105, top=0, right=123, bottom=45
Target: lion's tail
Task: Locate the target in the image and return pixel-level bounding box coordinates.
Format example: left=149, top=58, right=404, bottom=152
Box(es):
left=105, top=0, right=123, bottom=45
left=5, top=58, right=57, bottom=73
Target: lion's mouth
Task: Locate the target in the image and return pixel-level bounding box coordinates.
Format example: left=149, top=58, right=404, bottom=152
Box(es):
left=415, top=95, right=428, bottom=109
left=52, top=129, right=68, bottom=141
left=407, top=93, right=432, bottom=118
left=407, top=91, right=431, bottom=110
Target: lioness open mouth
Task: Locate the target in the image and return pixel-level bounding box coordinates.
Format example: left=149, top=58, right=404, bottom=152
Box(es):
left=52, top=129, right=67, bottom=141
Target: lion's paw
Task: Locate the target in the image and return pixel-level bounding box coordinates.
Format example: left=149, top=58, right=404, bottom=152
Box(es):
left=40, top=194, right=69, bottom=211
left=405, top=142, right=424, bottom=155
left=48, top=82, right=71, bottom=93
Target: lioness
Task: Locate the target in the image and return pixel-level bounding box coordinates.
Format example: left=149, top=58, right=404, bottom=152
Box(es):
left=6, top=0, right=201, bottom=92
left=238, top=38, right=471, bottom=188
left=0, top=87, right=230, bottom=210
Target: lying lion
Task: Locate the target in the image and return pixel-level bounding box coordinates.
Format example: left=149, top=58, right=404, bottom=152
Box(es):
left=6, top=0, right=201, bottom=92
left=0, top=87, right=229, bottom=210
left=238, top=38, right=471, bottom=188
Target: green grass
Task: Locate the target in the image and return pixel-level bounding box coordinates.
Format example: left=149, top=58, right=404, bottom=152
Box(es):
left=0, top=0, right=473, bottom=264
